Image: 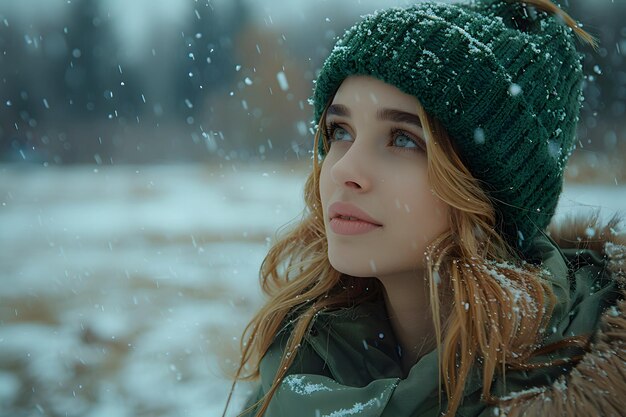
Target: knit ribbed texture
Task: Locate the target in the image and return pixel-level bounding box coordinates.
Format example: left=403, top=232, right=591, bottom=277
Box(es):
left=311, top=0, right=585, bottom=253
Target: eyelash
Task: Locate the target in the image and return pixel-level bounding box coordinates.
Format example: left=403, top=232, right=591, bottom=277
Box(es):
left=324, top=121, right=425, bottom=153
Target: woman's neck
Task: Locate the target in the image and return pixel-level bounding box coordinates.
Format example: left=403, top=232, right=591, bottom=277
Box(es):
left=378, top=271, right=437, bottom=376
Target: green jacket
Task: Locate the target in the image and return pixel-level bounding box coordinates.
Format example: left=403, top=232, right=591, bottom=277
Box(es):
left=240, top=226, right=625, bottom=417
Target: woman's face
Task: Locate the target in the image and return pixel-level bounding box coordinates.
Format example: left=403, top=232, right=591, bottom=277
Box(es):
left=319, top=75, right=451, bottom=280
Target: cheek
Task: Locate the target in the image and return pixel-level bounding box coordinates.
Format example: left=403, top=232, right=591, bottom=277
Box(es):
left=404, top=185, right=450, bottom=240
left=319, top=162, right=333, bottom=216
left=423, top=196, right=451, bottom=237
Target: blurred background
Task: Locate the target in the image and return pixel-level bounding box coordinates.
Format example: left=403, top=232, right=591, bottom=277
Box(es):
left=1, top=0, right=625, bottom=168
left=0, top=0, right=624, bottom=416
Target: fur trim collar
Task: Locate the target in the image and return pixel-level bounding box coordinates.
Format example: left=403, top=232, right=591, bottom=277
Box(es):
left=500, top=213, right=626, bottom=417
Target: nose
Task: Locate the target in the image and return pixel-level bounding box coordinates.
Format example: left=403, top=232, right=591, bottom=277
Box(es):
left=330, top=139, right=373, bottom=191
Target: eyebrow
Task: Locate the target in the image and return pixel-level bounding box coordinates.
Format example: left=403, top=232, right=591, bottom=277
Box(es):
left=326, top=104, right=423, bottom=128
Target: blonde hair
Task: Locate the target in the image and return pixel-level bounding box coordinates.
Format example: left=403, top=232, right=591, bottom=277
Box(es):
left=223, top=1, right=599, bottom=415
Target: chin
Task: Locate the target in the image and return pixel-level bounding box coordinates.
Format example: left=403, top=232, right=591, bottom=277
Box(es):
left=327, top=252, right=377, bottom=278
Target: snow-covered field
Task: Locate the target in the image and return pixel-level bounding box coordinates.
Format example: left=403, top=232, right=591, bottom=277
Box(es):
left=0, top=163, right=624, bottom=417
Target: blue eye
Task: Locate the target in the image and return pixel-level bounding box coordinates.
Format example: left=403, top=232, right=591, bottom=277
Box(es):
left=389, top=128, right=424, bottom=152
left=333, top=127, right=350, bottom=141
left=326, top=122, right=352, bottom=143
left=392, top=132, right=418, bottom=149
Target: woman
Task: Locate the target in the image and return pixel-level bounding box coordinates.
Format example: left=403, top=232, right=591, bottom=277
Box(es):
left=224, top=0, right=625, bottom=416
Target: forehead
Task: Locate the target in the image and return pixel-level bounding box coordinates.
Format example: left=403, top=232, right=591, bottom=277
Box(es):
left=331, top=75, right=420, bottom=113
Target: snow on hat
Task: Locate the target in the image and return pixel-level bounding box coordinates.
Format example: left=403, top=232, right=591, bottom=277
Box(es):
left=311, top=0, right=596, bottom=253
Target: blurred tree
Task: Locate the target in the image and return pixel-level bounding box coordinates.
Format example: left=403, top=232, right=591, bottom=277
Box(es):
left=202, top=23, right=312, bottom=162
left=568, top=0, right=625, bottom=152
left=561, top=0, right=626, bottom=183
left=174, top=0, right=249, bottom=117
left=0, top=18, right=47, bottom=161
left=60, top=0, right=142, bottom=122
left=60, top=0, right=116, bottom=119
left=39, top=0, right=144, bottom=163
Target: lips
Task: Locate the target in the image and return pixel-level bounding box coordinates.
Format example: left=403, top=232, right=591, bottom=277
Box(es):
left=328, top=202, right=382, bottom=226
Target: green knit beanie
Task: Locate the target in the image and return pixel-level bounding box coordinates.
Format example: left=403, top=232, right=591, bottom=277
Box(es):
left=311, top=0, right=588, bottom=254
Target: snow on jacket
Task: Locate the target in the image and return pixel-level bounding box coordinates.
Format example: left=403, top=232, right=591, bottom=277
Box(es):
left=240, top=218, right=626, bottom=417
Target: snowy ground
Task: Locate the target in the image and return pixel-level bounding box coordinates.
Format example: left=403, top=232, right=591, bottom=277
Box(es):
left=0, top=163, right=624, bottom=417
